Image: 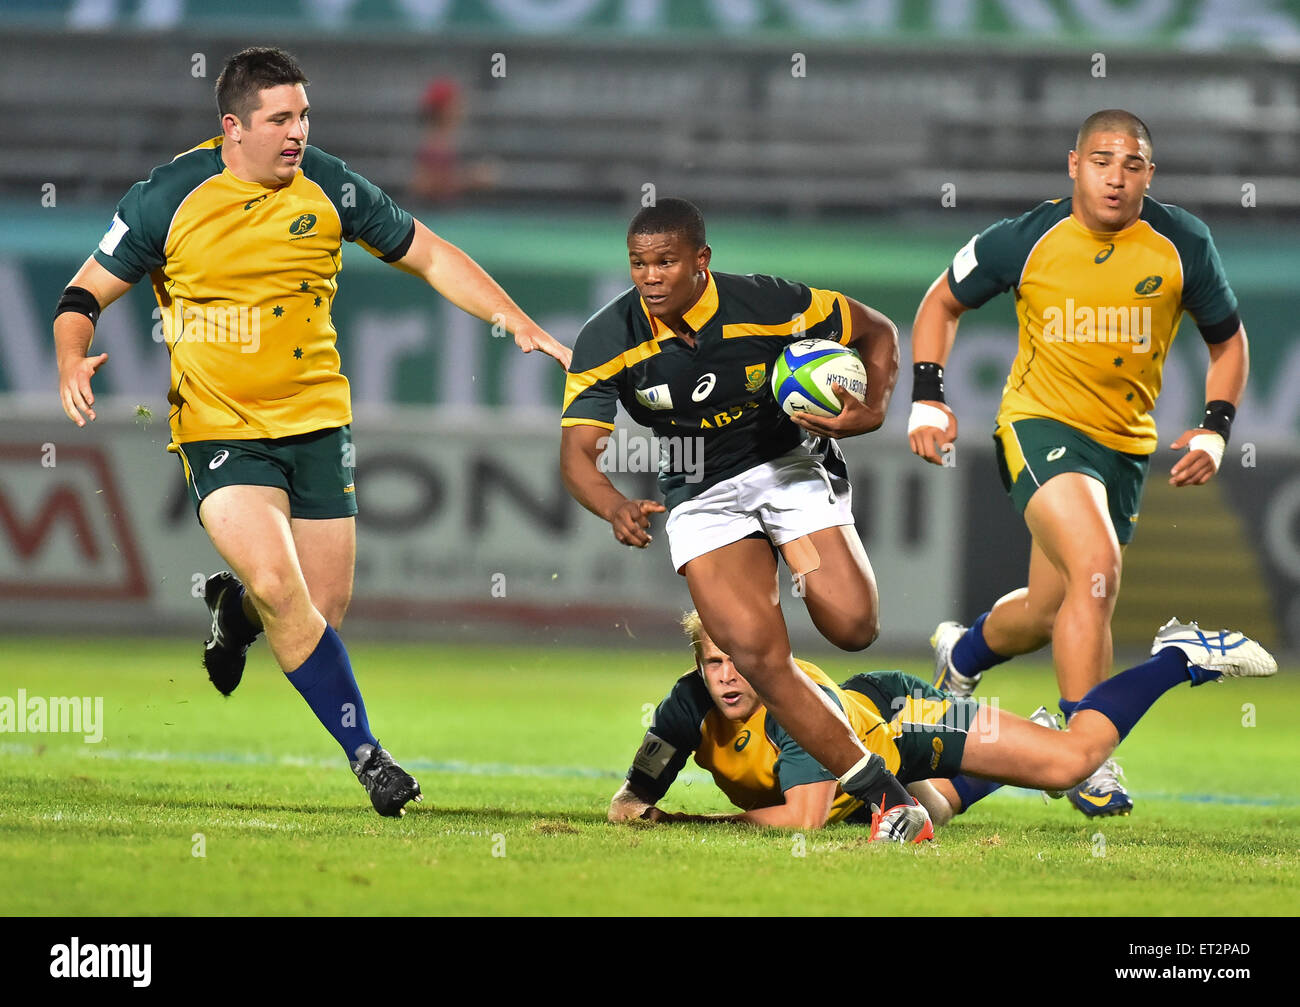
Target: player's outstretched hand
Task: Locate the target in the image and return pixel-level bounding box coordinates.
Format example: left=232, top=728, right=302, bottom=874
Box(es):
left=58, top=352, right=109, bottom=426
left=1168, top=428, right=1223, bottom=487
left=513, top=323, right=572, bottom=371
left=608, top=782, right=655, bottom=822
left=907, top=400, right=958, bottom=465
left=608, top=498, right=666, bottom=548
left=790, top=383, right=883, bottom=439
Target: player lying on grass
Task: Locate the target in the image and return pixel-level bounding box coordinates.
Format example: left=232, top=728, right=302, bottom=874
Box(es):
left=608, top=611, right=1276, bottom=841
left=54, top=47, right=568, bottom=817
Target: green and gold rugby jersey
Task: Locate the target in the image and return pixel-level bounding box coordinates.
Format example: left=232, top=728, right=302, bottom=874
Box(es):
left=93, top=137, right=415, bottom=445
left=626, top=660, right=900, bottom=825
left=947, top=196, right=1239, bottom=455
left=561, top=271, right=853, bottom=510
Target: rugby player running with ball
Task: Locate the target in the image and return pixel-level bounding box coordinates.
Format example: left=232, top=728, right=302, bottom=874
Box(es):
left=560, top=198, right=931, bottom=843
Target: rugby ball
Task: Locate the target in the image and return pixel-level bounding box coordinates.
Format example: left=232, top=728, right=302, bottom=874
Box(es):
left=771, top=338, right=867, bottom=418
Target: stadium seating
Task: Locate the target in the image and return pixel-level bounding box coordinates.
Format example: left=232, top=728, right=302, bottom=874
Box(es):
left=4, top=30, right=1298, bottom=217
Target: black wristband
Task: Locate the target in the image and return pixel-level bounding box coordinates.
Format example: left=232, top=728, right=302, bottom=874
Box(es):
left=1201, top=400, right=1236, bottom=442
left=912, top=361, right=945, bottom=403
left=55, top=286, right=102, bottom=327
left=839, top=751, right=914, bottom=810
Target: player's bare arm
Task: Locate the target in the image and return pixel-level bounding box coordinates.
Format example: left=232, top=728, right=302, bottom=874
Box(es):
left=735, top=780, right=837, bottom=828
left=560, top=423, right=665, bottom=547
left=639, top=779, right=839, bottom=829
left=907, top=271, right=966, bottom=463
left=54, top=255, right=133, bottom=426
left=1169, top=325, right=1249, bottom=487
left=790, top=297, right=899, bottom=439
left=614, top=774, right=838, bottom=829
left=393, top=218, right=571, bottom=370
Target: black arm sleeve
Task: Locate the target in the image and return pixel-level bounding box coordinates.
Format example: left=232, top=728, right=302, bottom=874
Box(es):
left=624, top=672, right=712, bottom=803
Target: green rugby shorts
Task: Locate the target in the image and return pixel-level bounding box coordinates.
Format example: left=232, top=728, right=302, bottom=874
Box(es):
left=171, top=425, right=357, bottom=522
left=993, top=417, right=1150, bottom=545
left=841, top=671, right=977, bottom=783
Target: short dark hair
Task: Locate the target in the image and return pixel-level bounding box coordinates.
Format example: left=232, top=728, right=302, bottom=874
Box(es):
left=1076, top=109, right=1153, bottom=156
left=216, top=47, right=309, bottom=124
left=627, top=197, right=707, bottom=250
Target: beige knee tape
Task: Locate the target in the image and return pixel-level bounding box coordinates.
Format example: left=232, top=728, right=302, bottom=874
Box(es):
left=779, top=535, right=821, bottom=578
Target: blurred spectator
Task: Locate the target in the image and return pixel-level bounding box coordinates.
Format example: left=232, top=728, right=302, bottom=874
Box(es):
left=409, top=77, right=499, bottom=204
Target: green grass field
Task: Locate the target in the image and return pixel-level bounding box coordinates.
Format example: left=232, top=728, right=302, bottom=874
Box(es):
left=1, top=638, right=1296, bottom=916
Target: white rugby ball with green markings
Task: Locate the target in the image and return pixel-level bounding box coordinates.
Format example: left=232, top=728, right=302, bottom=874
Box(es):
left=771, top=338, right=867, bottom=418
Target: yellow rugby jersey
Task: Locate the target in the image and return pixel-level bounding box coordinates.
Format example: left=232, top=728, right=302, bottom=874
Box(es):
left=946, top=197, right=1240, bottom=454
left=625, top=659, right=899, bottom=825
left=93, top=137, right=415, bottom=444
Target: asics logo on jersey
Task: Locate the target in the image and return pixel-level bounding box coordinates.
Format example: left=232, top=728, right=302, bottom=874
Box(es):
left=288, top=213, right=317, bottom=236
left=243, top=194, right=269, bottom=211
left=734, top=730, right=751, bottom=752
left=1094, top=243, right=1115, bottom=263
left=692, top=373, right=717, bottom=402
left=208, top=450, right=230, bottom=470
left=1134, top=275, right=1164, bottom=295
left=1046, top=446, right=1067, bottom=461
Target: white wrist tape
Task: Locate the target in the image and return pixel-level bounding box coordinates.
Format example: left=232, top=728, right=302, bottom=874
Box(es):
left=908, top=402, right=951, bottom=435
left=1188, top=432, right=1225, bottom=471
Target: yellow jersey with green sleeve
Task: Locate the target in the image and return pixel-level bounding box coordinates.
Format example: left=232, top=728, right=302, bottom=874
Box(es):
left=946, top=197, right=1240, bottom=455
left=92, top=137, right=415, bottom=446
left=561, top=270, right=853, bottom=511
left=625, top=659, right=898, bottom=825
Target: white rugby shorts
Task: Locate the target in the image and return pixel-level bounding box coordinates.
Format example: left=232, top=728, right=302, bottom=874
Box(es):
left=665, top=449, right=854, bottom=572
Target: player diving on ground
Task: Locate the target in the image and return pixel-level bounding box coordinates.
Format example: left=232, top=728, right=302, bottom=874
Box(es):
left=608, top=612, right=1276, bottom=840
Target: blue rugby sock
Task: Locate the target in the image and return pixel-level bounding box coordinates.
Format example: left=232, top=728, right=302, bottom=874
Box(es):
left=950, top=612, right=1012, bottom=678
left=1058, top=697, right=1080, bottom=720
left=286, top=626, right=379, bottom=761
left=1068, top=649, right=1191, bottom=742
left=950, top=775, right=1001, bottom=813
